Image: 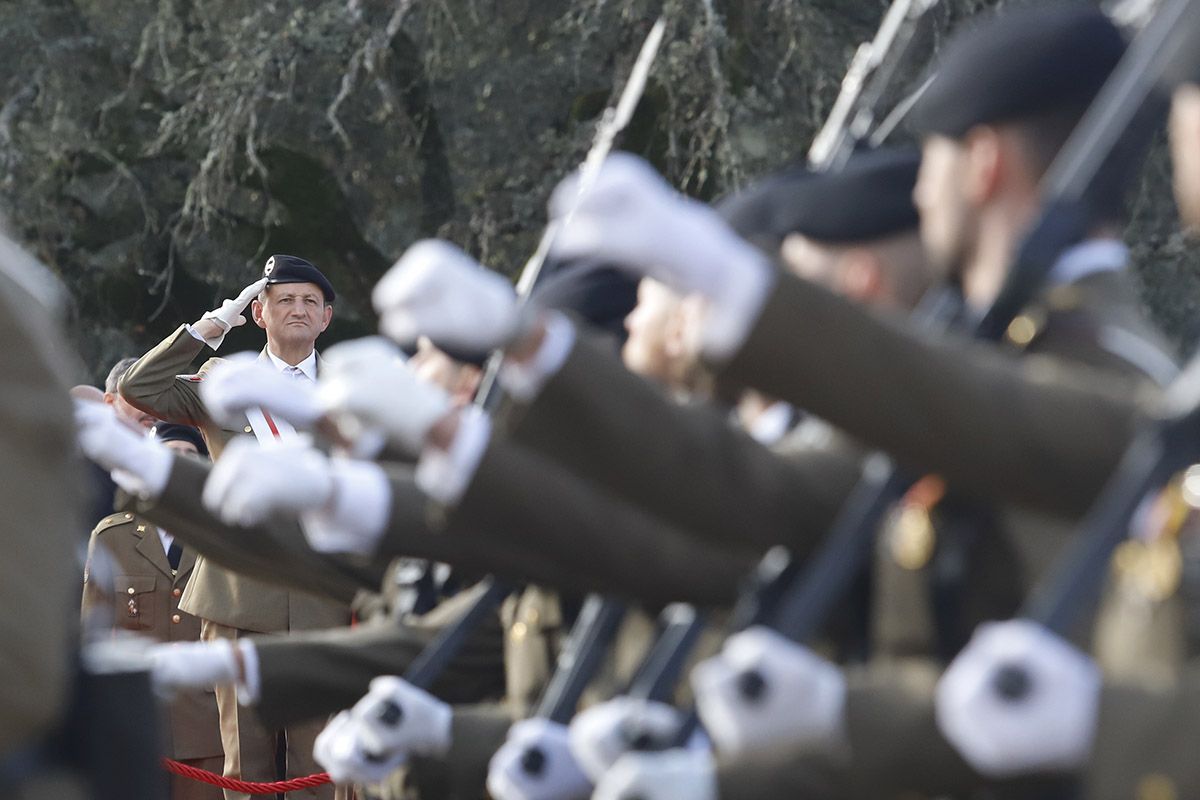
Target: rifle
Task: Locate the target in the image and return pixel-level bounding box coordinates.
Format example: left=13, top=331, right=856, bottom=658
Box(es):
left=660, top=0, right=1188, bottom=749
left=807, top=0, right=938, bottom=171
left=389, top=15, right=667, bottom=697
left=512, top=596, right=628, bottom=777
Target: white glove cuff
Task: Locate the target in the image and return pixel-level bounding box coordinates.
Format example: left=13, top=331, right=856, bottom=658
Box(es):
left=236, top=639, right=261, bottom=706
left=299, top=459, right=392, bottom=555
left=427, top=703, right=454, bottom=757
left=191, top=318, right=231, bottom=351
left=699, top=252, right=775, bottom=363
left=498, top=311, right=576, bottom=402
left=415, top=406, right=491, bottom=505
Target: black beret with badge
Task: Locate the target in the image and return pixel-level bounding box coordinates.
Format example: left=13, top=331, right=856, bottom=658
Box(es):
left=907, top=2, right=1127, bottom=139
left=262, top=254, right=336, bottom=303
left=718, top=146, right=921, bottom=249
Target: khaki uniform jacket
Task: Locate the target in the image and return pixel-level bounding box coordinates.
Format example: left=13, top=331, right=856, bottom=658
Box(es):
left=82, top=512, right=223, bottom=760
left=119, top=323, right=348, bottom=633
left=0, top=265, right=84, bottom=763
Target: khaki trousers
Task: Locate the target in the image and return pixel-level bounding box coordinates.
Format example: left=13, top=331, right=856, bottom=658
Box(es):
left=203, top=620, right=343, bottom=800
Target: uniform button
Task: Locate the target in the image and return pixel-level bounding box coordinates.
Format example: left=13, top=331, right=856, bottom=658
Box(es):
left=510, top=621, right=528, bottom=641
left=123, top=513, right=133, bottom=520
left=171, top=614, right=182, bottom=624
left=244, top=425, right=253, bottom=433
left=127, top=587, right=136, bottom=595
left=525, top=608, right=540, bottom=626
left=172, top=588, right=182, bottom=598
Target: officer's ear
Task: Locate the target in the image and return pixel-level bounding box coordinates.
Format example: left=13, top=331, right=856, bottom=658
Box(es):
left=251, top=295, right=267, bottom=330
left=319, top=303, right=334, bottom=332
left=960, top=125, right=1005, bottom=207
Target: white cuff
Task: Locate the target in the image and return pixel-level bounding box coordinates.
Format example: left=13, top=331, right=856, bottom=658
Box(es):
left=498, top=312, right=576, bottom=402
left=189, top=318, right=230, bottom=351
left=699, top=255, right=775, bottom=363
left=236, top=639, right=261, bottom=705
left=415, top=406, right=492, bottom=505
left=299, top=459, right=393, bottom=555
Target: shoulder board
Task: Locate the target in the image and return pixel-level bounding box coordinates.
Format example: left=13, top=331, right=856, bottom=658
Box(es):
left=93, top=511, right=136, bottom=534
left=176, top=373, right=204, bottom=382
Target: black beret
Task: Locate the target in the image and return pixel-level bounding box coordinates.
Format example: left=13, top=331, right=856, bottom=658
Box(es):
left=151, top=422, right=209, bottom=458
left=909, top=3, right=1126, bottom=139
left=262, top=254, right=336, bottom=303
left=536, top=258, right=639, bottom=343
left=718, top=147, right=921, bottom=247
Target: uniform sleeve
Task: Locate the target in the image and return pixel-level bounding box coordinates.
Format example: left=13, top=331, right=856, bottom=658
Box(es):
left=1084, top=664, right=1200, bottom=800
left=405, top=705, right=514, bottom=800
left=445, top=439, right=755, bottom=609
left=250, top=604, right=507, bottom=729
left=118, top=323, right=212, bottom=426
left=714, top=660, right=980, bottom=800
left=716, top=273, right=1153, bottom=519
left=132, top=454, right=385, bottom=603
left=505, top=331, right=861, bottom=555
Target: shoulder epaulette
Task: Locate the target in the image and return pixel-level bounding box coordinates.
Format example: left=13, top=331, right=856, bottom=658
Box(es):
left=92, top=511, right=136, bottom=535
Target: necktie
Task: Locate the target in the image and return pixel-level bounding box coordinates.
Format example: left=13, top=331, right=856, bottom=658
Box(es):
left=166, top=541, right=182, bottom=571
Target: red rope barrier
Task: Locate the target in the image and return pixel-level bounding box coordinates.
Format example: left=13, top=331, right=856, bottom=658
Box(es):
left=163, top=758, right=333, bottom=794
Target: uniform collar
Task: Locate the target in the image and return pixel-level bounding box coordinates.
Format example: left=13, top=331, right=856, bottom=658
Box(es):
left=264, top=347, right=318, bottom=381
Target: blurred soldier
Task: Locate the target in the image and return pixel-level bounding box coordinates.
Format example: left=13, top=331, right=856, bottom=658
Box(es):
left=118, top=255, right=347, bottom=800
left=0, top=229, right=88, bottom=798
left=932, top=51, right=1200, bottom=800
left=82, top=422, right=223, bottom=800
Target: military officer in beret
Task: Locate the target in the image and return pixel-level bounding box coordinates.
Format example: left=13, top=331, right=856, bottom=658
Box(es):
left=118, top=254, right=346, bottom=799
left=83, top=422, right=224, bottom=800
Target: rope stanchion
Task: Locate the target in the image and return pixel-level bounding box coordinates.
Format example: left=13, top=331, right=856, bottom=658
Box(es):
left=163, top=758, right=332, bottom=794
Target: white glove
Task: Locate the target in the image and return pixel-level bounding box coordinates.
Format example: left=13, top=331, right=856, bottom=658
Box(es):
left=74, top=400, right=173, bottom=498
left=548, top=153, right=764, bottom=296
left=317, top=337, right=450, bottom=454
left=200, top=353, right=321, bottom=428
left=592, top=749, right=716, bottom=800
left=148, top=640, right=239, bottom=698
left=195, top=277, right=269, bottom=350
left=568, top=698, right=696, bottom=783
left=372, top=240, right=521, bottom=351
left=201, top=436, right=333, bottom=527
left=690, top=626, right=846, bottom=759
left=314, top=710, right=398, bottom=786
left=487, top=718, right=592, bottom=800
left=313, top=675, right=452, bottom=785
left=936, top=619, right=1101, bottom=777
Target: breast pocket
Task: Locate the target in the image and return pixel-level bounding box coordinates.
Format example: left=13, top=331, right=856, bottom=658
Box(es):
left=115, top=575, right=156, bottom=631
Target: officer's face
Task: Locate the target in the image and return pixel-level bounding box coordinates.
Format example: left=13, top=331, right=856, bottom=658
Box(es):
left=914, top=136, right=972, bottom=278
left=252, top=283, right=333, bottom=350
left=1170, top=84, right=1200, bottom=233
left=104, top=392, right=156, bottom=430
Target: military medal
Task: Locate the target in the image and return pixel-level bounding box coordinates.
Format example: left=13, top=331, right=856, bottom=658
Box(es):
left=889, top=475, right=946, bottom=571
